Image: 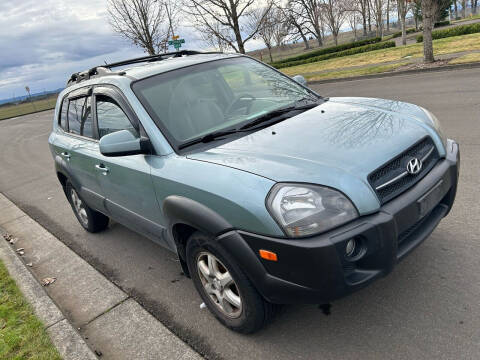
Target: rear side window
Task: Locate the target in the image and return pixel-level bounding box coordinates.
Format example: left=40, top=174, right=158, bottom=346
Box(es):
left=67, top=96, right=93, bottom=138
left=59, top=98, right=68, bottom=130
left=96, top=95, right=138, bottom=139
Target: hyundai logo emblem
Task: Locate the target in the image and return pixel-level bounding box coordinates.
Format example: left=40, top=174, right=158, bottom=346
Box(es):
left=406, top=157, right=422, bottom=175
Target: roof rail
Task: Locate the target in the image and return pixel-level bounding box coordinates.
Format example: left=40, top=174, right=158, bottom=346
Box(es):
left=66, top=50, right=223, bottom=87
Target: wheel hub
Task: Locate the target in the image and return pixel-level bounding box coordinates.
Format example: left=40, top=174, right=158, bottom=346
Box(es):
left=196, top=251, right=242, bottom=318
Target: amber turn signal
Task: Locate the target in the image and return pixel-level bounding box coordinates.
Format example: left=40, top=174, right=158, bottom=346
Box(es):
left=259, top=249, right=278, bottom=262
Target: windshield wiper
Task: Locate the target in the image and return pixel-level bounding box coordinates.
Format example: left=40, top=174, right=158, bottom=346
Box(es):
left=178, top=129, right=241, bottom=150
left=239, top=101, right=320, bottom=130
left=178, top=99, right=322, bottom=150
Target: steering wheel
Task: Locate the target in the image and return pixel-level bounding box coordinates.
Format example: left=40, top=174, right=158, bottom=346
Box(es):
left=225, top=94, right=256, bottom=116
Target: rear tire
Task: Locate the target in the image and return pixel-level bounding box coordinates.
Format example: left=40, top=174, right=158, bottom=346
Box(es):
left=65, top=180, right=109, bottom=233
left=186, top=231, right=275, bottom=334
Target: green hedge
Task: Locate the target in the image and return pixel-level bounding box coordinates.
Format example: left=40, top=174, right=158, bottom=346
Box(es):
left=391, top=28, right=418, bottom=38
left=273, top=41, right=396, bottom=69
left=434, top=20, right=450, bottom=27
left=272, top=37, right=382, bottom=66
left=416, top=22, right=480, bottom=42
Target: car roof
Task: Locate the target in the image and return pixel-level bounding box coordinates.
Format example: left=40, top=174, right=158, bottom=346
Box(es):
left=64, top=52, right=241, bottom=91
left=121, top=52, right=240, bottom=80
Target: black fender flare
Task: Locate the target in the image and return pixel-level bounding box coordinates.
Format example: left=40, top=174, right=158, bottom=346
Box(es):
left=162, top=195, right=273, bottom=300
left=163, top=195, right=233, bottom=239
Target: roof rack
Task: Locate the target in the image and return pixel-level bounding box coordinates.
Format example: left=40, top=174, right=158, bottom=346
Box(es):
left=66, top=50, right=223, bottom=87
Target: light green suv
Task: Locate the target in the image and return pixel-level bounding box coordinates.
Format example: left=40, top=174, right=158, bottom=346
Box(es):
left=49, top=51, right=459, bottom=333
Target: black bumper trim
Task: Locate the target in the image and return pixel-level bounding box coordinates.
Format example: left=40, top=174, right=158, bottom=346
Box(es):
left=216, top=140, right=460, bottom=304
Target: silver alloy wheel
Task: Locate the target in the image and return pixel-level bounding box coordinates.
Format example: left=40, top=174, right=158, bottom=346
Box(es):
left=196, top=251, right=242, bottom=318
left=70, top=188, right=88, bottom=226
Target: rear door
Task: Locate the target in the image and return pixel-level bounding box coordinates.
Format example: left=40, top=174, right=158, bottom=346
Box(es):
left=51, top=96, right=74, bottom=176
left=63, top=87, right=106, bottom=213
left=92, top=86, right=166, bottom=244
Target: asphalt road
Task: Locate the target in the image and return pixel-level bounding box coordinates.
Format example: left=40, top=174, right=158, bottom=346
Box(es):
left=1, top=68, right=479, bottom=360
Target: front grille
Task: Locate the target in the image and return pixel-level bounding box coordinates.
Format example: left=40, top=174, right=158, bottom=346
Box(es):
left=368, top=137, right=439, bottom=204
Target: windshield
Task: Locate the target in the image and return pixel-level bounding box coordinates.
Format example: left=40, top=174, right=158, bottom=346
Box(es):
left=132, top=56, right=318, bottom=148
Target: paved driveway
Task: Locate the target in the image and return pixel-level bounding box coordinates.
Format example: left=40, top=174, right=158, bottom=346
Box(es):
left=0, top=68, right=479, bottom=359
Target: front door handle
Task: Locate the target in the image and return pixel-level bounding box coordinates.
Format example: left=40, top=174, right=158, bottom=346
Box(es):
left=95, top=164, right=110, bottom=174
left=60, top=152, right=71, bottom=160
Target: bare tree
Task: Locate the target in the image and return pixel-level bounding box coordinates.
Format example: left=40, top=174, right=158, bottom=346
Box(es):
left=108, top=0, right=171, bottom=55
left=421, top=0, right=437, bottom=62
left=251, top=7, right=279, bottom=62
left=397, top=0, right=409, bottom=45
left=184, top=0, right=273, bottom=54
left=345, top=1, right=362, bottom=41
left=370, top=0, right=387, bottom=37
left=200, top=21, right=233, bottom=51
left=473, top=0, right=478, bottom=14
left=291, top=0, right=325, bottom=46
left=357, top=0, right=370, bottom=36
left=321, top=0, right=348, bottom=45
left=280, top=2, right=311, bottom=49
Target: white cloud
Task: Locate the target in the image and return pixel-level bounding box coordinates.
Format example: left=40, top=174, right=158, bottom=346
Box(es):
left=0, top=0, right=267, bottom=100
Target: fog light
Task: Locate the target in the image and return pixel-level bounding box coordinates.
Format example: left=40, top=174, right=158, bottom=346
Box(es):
left=345, top=239, right=356, bottom=257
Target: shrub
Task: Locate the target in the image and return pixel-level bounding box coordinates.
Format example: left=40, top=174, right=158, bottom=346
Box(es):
left=434, top=20, right=450, bottom=27
left=391, top=28, right=418, bottom=38
left=272, top=37, right=382, bottom=66
left=416, top=22, right=480, bottom=42
left=273, top=41, right=396, bottom=69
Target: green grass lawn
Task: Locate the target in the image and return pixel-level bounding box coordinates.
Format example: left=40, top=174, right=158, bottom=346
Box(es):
left=281, top=32, right=480, bottom=80
left=0, top=260, right=61, bottom=360
left=0, top=96, right=57, bottom=121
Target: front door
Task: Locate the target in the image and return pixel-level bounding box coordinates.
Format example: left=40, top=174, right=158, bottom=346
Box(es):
left=92, top=87, right=166, bottom=245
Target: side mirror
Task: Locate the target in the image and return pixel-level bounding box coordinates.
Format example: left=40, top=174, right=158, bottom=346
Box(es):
left=99, top=130, right=150, bottom=157
left=292, top=75, right=307, bottom=87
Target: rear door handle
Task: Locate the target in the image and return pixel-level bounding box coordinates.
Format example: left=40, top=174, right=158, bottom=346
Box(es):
left=60, top=152, right=71, bottom=159
left=95, top=164, right=110, bottom=174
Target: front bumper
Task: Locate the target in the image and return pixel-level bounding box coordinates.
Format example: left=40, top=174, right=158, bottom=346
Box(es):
left=216, top=139, right=460, bottom=304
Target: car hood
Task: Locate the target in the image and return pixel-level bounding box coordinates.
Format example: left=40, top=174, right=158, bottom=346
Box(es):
left=187, top=97, right=445, bottom=214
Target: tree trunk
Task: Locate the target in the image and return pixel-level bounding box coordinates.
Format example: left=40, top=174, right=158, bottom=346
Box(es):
left=300, top=31, right=310, bottom=49
left=362, top=8, right=368, bottom=36
left=454, top=1, right=458, bottom=18
left=399, top=0, right=407, bottom=45
left=387, top=0, right=390, bottom=32
left=473, top=0, right=478, bottom=14
left=422, top=0, right=436, bottom=63
left=461, top=0, right=466, bottom=17
left=267, top=45, right=273, bottom=62
left=368, top=1, right=372, bottom=31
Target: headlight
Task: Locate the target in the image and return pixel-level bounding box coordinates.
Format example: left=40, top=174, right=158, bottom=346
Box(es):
left=266, top=184, right=358, bottom=237
left=421, top=108, right=447, bottom=147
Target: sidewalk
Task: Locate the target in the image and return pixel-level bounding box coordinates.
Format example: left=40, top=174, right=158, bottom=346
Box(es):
left=0, top=193, right=202, bottom=360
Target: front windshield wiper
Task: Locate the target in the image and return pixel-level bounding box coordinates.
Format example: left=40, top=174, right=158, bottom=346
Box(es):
left=178, top=129, right=241, bottom=150
left=239, top=100, right=321, bottom=131
left=178, top=99, right=322, bottom=150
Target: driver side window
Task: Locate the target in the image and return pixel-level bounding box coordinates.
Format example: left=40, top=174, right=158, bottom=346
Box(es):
left=96, top=95, right=138, bottom=139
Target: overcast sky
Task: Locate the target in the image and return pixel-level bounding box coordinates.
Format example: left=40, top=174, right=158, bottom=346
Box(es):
left=0, top=0, right=263, bottom=101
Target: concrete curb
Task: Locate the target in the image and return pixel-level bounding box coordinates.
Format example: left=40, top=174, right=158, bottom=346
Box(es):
left=0, top=230, right=97, bottom=360
left=0, top=193, right=203, bottom=360
left=308, top=61, right=480, bottom=85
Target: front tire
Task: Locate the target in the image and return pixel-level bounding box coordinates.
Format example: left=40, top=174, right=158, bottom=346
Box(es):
left=66, top=181, right=109, bottom=233
left=186, top=231, right=275, bottom=333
